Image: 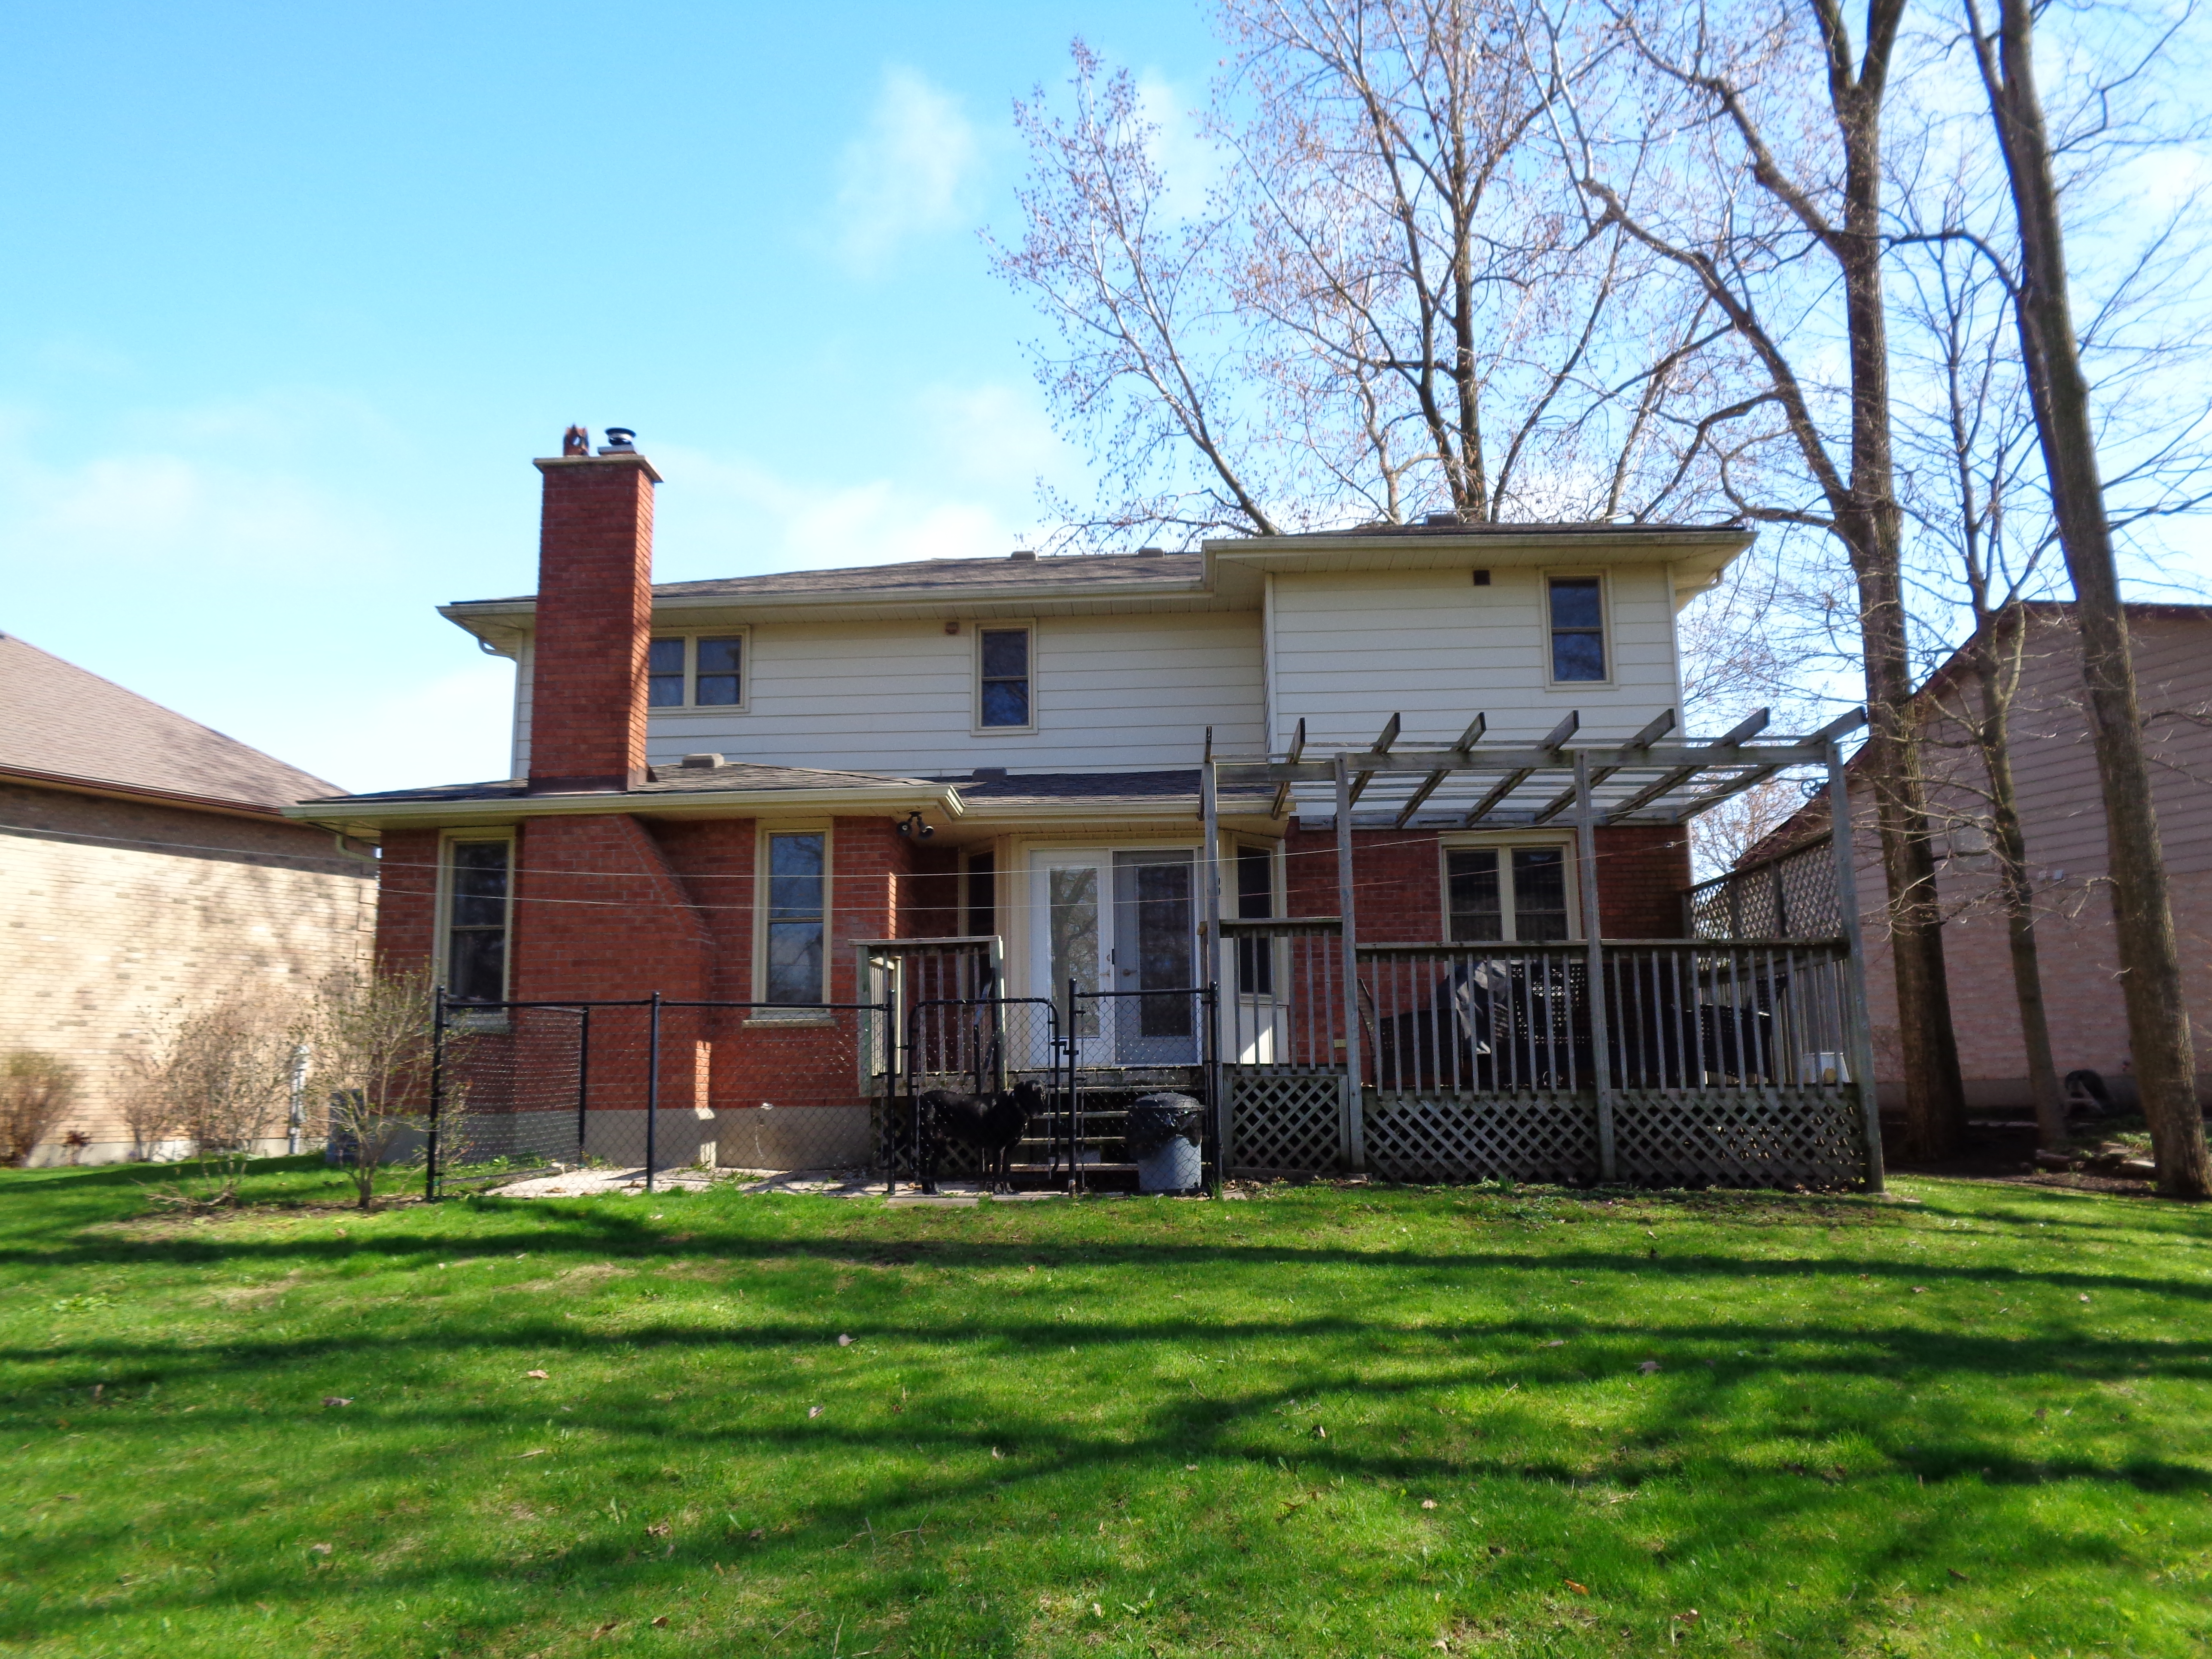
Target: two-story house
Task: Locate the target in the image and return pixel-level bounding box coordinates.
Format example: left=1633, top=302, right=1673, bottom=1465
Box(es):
left=291, top=431, right=1880, bottom=1191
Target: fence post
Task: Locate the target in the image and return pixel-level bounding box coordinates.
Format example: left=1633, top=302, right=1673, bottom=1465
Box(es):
left=575, top=1008, right=592, bottom=1166
left=1334, top=756, right=1366, bottom=1172
left=427, top=985, right=445, bottom=1202
left=1826, top=738, right=1887, bottom=1193
left=645, top=991, right=662, bottom=1194
left=1068, top=977, right=1084, bottom=1194
left=1575, top=751, right=1617, bottom=1182
left=1203, top=982, right=1224, bottom=1197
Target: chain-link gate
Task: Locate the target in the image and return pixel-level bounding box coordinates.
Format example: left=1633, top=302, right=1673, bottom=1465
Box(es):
left=888, top=997, right=1071, bottom=1193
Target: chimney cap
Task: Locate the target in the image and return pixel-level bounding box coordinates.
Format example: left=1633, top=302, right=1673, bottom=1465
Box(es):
left=600, top=427, right=638, bottom=454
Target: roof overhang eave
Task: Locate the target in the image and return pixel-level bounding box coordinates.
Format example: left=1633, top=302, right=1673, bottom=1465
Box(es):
left=281, top=781, right=966, bottom=833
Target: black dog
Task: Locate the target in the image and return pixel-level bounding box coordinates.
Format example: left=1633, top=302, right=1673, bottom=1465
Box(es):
left=909, top=1079, right=1044, bottom=1194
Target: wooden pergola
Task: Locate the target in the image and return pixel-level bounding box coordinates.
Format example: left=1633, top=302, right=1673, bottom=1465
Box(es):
left=1195, top=705, right=1884, bottom=1188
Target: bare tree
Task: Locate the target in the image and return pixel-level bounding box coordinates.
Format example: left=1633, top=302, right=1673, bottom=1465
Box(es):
left=1962, top=0, right=2211, bottom=1197
left=1542, top=0, right=1970, bottom=1157
left=990, top=3, right=1748, bottom=546
left=301, top=968, right=452, bottom=1212
left=0, top=1052, right=79, bottom=1167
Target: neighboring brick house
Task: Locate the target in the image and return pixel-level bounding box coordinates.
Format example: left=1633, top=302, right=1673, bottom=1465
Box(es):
left=1761, top=603, right=2212, bottom=1112
left=288, top=430, right=1792, bottom=1173
left=0, top=634, right=377, bottom=1164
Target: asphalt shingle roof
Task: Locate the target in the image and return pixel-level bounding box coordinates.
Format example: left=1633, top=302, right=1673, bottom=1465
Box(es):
left=0, top=632, right=345, bottom=810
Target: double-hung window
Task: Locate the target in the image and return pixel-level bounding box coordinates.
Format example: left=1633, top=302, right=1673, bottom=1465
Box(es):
left=977, top=626, right=1032, bottom=729
left=649, top=634, right=747, bottom=708
left=763, top=832, right=826, bottom=1004
left=444, top=837, right=513, bottom=1003
left=1546, top=576, right=1607, bottom=683
left=1446, top=844, right=1574, bottom=943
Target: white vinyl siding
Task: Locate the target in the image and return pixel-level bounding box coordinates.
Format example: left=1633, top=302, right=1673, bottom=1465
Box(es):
left=643, top=611, right=1265, bottom=775
left=1266, top=563, right=1681, bottom=752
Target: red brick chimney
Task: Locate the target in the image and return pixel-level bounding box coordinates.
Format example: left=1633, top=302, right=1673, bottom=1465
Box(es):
left=528, top=430, right=661, bottom=793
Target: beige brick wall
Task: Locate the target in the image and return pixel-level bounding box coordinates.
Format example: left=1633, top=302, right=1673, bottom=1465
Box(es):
left=0, top=781, right=378, bottom=1163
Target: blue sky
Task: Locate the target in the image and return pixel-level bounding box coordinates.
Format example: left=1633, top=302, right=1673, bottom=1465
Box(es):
left=0, top=2, right=1212, bottom=792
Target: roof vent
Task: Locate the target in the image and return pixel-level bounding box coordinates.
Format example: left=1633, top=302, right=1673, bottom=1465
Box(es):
left=1136, top=545, right=1166, bottom=557
left=599, top=427, right=637, bottom=454
left=970, top=766, right=1009, bottom=779
left=1009, top=548, right=1037, bottom=562
left=678, top=752, right=723, bottom=770
left=1423, top=511, right=1460, bottom=526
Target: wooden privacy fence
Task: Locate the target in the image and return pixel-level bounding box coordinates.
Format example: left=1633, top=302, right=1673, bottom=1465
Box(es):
left=1219, top=929, right=1879, bottom=1190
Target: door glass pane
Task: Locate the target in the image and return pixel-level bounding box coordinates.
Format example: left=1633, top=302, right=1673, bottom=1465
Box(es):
left=1048, top=866, right=1100, bottom=1037
left=1512, top=847, right=1571, bottom=942
left=1130, top=857, right=1193, bottom=1036
left=1236, top=844, right=1273, bottom=994
left=1446, top=848, right=1502, bottom=941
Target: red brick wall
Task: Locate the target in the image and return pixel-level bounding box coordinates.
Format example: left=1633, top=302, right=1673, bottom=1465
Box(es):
left=375, top=828, right=442, bottom=974
left=1282, top=821, right=1691, bottom=939
left=1594, top=826, right=1692, bottom=938
left=528, top=456, right=655, bottom=792
left=898, top=844, right=961, bottom=939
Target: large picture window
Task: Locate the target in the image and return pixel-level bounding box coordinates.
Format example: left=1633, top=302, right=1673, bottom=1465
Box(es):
left=764, top=832, right=826, bottom=1004
left=1446, top=844, right=1573, bottom=943
left=444, top=838, right=512, bottom=1003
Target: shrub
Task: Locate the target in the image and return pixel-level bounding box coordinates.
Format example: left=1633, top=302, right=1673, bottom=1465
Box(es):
left=0, top=1051, right=80, bottom=1166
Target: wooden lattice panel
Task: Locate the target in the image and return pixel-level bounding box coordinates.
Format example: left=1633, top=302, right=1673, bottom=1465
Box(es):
left=1228, top=1070, right=1346, bottom=1174
left=1364, top=1091, right=1600, bottom=1184
left=1610, top=1087, right=1867, bottom=1189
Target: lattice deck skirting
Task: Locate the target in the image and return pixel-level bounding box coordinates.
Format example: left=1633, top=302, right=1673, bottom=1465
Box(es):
left=1228, top=1070, right=1346, bottom=1174
left=1225, top=1066, right=1872, bottom=1189
left=1366, top=1091, right=1599, bottom=1184
left=1610, top=1087, right=1867, bottom=1189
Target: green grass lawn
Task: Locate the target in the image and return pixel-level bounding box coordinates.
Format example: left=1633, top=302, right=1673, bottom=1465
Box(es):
left=2, top=1161, right=2209, bottom=1657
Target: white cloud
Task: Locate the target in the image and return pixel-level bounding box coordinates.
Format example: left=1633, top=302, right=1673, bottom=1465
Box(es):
left=831, top=67, right=981, bottom=274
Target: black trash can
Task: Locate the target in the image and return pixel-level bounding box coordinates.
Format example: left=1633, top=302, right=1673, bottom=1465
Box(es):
left=1126, top=1092, right=1204, bottom=1194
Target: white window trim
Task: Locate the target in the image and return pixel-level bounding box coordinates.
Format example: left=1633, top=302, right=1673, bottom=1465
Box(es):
left=1540, top=568, right=1614, bottom=690
left=750, top=820, right=833, bottom=1018
left=649, top=626, right=753, bottom=714
left=1228, top=837, right=1284, bottom=1001
left=435, top=827, right=517, bottom=1011
left=1437, top=830, right=1583, bottom=942
left=972, top=618, right=1038, bottom=735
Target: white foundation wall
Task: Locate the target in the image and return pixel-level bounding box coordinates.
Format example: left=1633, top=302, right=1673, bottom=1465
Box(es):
left=638, top=610, right=1266, bottom=775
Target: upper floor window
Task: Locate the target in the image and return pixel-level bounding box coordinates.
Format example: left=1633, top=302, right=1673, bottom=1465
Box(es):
left=1546, top=577, right=1607, bottom=683
left=1446, top=844, right=1573, bottom=943
left=978, top=626, right=1032, bottom=729
left=763, top=831, right=826, bottom=1004
left=444, top=837, right=513, bottom=1003
left=649, top=633, right=747, bottom=709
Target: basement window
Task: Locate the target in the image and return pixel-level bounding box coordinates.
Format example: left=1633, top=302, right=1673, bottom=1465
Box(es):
left=1446, top=844, right=1574, bottom=943
left=444, top=838, right=513, bottom=1003
left=764, top=832, right=826, bottom=1004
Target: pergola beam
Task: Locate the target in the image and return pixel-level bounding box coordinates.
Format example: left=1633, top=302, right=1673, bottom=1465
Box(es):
left=1394, top=713, right=1485, bottom=828
left=1462, top=710, right=1578, bottom=827
left=1343, top=712, right=1401, bottom=807
left=1531, top=706, right=1674, bottom=824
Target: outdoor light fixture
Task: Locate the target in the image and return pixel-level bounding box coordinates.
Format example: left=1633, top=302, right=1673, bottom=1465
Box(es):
left=896, top=811, right=935, bottom=839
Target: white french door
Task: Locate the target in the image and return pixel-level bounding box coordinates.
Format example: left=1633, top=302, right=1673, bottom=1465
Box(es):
left=1029, top=848, right=1198, bottom=1065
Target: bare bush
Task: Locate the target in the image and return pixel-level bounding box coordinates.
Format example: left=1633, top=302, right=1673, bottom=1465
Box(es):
left=130, top=993, right=301, bottom=1200
left=301, top=968, right=454, bottom=1211
left=0, top=1051, right=80, bottom=1167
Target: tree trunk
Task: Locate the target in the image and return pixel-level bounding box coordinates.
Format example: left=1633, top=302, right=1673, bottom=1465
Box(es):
left=1977, top=0, right=2209, bottom=1197
left=1833, top=36, right=1969, bottom=1161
